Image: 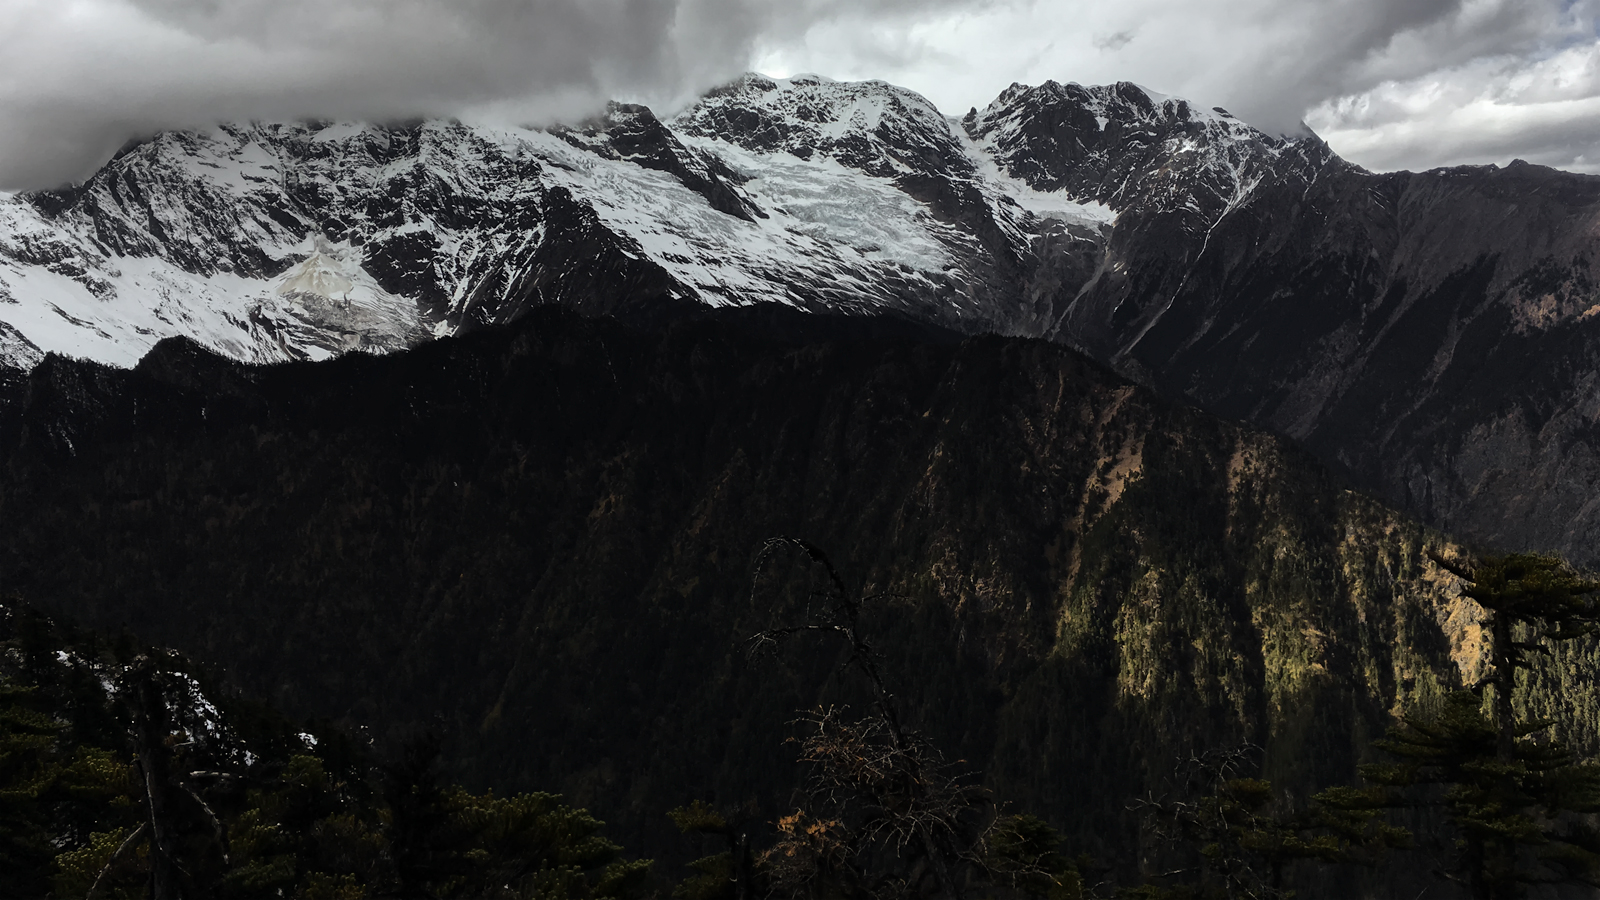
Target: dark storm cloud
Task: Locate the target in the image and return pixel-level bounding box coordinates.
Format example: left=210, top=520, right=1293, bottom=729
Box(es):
left=3, top=0, right=1600, bottom=187
left=1295, top=0, right=1600, bottom=171
left=0, top=0, right=977, bottom=189
left=1167, top=0, right=1586, bottom=135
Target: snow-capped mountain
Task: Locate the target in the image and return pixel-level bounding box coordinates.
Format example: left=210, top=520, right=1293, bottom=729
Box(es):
left=0, top=73, right=1317, bottom=376
left=12, top=71, right=1600, bottom=570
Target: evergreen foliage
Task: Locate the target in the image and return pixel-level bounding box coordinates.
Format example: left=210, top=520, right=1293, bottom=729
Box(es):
left=0, top=599, right=649, bottom=899
left=667, top=800, right=752, bottom=900
left=1128, top=745, right=1407, bottom=899
left=1335, top=552, right=1600, bottom=898
left=0, top=309, right=1503, bottom=878
left=980, top=814, right=1087, bottom=899
left=1360, top=691, right=1600, bottom=898
left=6, top=305, right=1600, bottom=899
left=1434, top=553, right=1600, bottom=745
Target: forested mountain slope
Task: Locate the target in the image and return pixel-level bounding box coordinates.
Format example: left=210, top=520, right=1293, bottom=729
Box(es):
left=0, top=599, right=651, bottom=899
left=0, top=306, right=1526, bottom=877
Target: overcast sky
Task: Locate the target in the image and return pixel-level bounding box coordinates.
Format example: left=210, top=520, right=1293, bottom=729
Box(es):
left=3, top=0, right=1599, bottom=189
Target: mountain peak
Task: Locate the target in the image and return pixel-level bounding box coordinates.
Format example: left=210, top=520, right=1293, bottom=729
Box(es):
left=671, top=72, right=959, bottom=177
left=964, top=77, right=1339, bottom=207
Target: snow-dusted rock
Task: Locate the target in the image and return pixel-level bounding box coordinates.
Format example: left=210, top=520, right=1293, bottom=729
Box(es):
left=16, top=71, right=1600, bottom=579
left=2, top=75, right=1327, bottom=372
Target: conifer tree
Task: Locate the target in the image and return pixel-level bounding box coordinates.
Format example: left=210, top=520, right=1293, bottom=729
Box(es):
left=3, top=600, right=652, bottom=900
left=1355, top=552, right=1600, bottom=898
left=666, top=800, right=756, bottom=900
left=1428, top=552, right=1600, bottom=761
left=0, top=681, right=69, bottom=897
left=1130, top=745, right=1407, bottom=899
left=981, top=814, right=1086, bottom=899
left=1361, top=692, right=1600, bottom=898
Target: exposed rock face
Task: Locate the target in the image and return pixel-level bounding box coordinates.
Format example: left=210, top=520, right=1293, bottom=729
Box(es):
left=949, top=81, right=1600, bottom=568
left=554, top=101, right=764, bottom=223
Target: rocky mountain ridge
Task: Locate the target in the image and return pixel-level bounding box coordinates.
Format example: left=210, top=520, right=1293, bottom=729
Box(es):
left=6, top=71, right=1600, bottom=570
left=0, top=72, right=1315, bottom=375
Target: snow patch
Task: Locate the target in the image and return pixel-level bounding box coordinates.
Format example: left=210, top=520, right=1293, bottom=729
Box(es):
left=278, top=237, right=356, bottom=300
left=511, top=124, right=955, bottom=309
left=958, top=128, right=1116, bottom=229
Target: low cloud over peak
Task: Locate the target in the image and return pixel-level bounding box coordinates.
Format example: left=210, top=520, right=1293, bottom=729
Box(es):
left=0, top=0, right=956, bottom=189
left=2, top=0, right=1598, bottom=189
left=755, top=0, right=1600, bottom=174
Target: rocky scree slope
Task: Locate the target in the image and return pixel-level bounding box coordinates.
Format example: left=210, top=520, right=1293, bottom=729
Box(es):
left=0, top=306, right=1543, bottom=884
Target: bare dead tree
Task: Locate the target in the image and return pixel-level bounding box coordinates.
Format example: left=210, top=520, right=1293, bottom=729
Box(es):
left=118, top=655, right=233, bottom=900
left=123, top=656, right=188, bottom=900
left=1132, top=745, right=1273, bottom=895
left=1130, top=743, right=1406, bottom=900
left=746, top=537, right=896, bottom=717
left=746, top=537, right=990, bottom=900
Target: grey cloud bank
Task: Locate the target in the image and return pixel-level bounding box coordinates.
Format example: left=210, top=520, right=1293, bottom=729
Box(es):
left=760, top=0, right=1600, bottom=173
left=2, top=0, right=1598, bottom=189
left=0, top=0, right=955, bottom=188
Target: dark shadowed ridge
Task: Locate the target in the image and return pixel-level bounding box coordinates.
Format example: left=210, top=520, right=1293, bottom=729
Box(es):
left=0, top=303, right=1518, bottom=897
